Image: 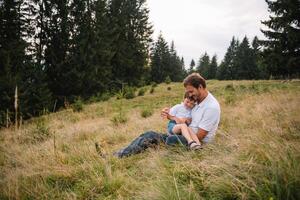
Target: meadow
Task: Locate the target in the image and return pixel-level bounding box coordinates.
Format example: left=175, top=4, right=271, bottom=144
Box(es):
left=0, top=80, right=299, bottom=200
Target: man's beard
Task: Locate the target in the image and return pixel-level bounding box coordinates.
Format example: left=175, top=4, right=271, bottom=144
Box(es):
left=191, top=95, right=199, bottom=102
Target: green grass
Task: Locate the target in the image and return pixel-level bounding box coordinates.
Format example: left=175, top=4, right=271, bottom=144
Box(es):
left=0, top=80, right=299, bottom=199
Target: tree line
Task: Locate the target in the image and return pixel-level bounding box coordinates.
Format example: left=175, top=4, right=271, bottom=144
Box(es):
left=188, top=36, right=263, bottom=80
left=0, top=0, right=186, bottom=126
left=0, top=0, right=299, bottom=126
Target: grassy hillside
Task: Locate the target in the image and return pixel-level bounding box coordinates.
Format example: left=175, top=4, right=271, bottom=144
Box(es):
left=0, top=80, right=300, bottom=200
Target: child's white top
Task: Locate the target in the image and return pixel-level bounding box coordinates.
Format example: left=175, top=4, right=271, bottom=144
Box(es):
left=169, top=103, right=192, bottom=118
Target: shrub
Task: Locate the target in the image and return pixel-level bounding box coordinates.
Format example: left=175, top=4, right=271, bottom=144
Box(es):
left=30, top=118, right=51, bottom=142
left=167, top=86, right=171, bottom=91
left=111, top=114, right=128, bottom=125
left=138, top=88, right=147, bottom=96
left=72, top=98, right=84, bottom=112
left=151, top=82, right=158, bottom=88
left=225, top=83, right=235, bottom=91
left=238, top=84, right=247, bottom=90
left=165, top=76, right=171, bottom=84
left=99, top=92, right=111, bottom=101
left=141, top=108, right=153, bottom=118
left=124, top=87, right=136, bottom=99
left=89, top=92, right=111, bottom=103
left=150, top=87, right=155, bottom=94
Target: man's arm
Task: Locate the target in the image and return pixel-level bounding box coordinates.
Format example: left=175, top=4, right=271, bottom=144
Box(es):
left=195, top=108, right=220, bottom=141
left=196, top=128, right=208, bottom=141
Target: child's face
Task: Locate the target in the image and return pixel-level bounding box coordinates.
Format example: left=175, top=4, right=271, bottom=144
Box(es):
left=183, top=98, right=195, bottom=109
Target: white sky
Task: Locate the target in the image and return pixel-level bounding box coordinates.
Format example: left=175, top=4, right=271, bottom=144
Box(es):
left=147, top=0, right=270, bottom=67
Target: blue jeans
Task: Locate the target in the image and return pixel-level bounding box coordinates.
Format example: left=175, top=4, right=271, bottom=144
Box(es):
left=114, top=131, right=188, bottom=158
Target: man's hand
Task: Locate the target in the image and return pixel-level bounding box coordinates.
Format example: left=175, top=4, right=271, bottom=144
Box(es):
left=174, top=117, right=182, bottom=124
left=161, top=107, right=170, bottom=119
left=196, top=128, right=208, bottom=141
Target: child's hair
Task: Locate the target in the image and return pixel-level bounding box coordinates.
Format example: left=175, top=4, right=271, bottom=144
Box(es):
left=184, top=92, right=195, bottom=102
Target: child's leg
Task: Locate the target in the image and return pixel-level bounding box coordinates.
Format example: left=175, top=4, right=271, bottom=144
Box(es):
left=172, top=125, right=201, bottom=145
left=172, top=124, right=194, bottom=144
left=188, top=127, right=201, bottom=145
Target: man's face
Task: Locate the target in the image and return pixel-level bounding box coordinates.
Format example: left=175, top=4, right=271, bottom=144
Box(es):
left=185, top=85, right=203, bottom=102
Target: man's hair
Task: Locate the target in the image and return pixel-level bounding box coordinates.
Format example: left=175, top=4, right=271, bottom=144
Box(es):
left=183, top=73, right=206, bottom=89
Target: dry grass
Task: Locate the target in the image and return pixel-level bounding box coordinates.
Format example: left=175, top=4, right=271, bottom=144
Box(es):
left=0, top=80, right=299, bottom=200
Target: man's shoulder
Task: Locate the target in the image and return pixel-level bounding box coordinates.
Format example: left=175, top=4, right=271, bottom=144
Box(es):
left=206, top=93, right=220, bottom=110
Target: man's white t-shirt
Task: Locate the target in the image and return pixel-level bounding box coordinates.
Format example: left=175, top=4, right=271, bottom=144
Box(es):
left=169, top=103, right=192, bottom=119
left=189, top=92, right=221, bottom=143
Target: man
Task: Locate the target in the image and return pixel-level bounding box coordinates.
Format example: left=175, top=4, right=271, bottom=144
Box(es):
left=162, top=73, right=221, bottom=145
left=113, top=73, right=221, bottom=158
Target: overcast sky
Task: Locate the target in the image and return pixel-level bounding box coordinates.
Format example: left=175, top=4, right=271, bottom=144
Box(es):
left=147, top=0, right=270, bottom=67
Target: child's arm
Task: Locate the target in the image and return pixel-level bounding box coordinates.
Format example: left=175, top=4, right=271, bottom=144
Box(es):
left=168, top=114, right=188, bottom=124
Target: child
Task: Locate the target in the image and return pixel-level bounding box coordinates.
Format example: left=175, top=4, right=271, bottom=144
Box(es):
left=166, top=92, right=201, bottom=150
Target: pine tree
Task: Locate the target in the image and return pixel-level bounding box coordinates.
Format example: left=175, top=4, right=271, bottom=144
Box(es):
left=252, top=36, right=268, bottom=79
left=20, top=63, right=52, bottom=117
left=217, top=37, right=239, bottom=80
left=233, top=36, right=259, bottom=79
left=208, top=54, right=218, bottom=79
left=92, top=0, right=113, bottom=93
left=43, top=0, right=73, bottom=104
left=180, top=57, right=187, bottom=77
left=196, top=52, right=210, bottom=79
left=69, top=0, right=103, bottom=98
left=0, top=0, right=28, bottom=125
left=0, top=0, right=52, bottom=125
left=261, top=0, right=300, bottom=78
left=108, top=0, right=153, bottom=86
left=189, top=59, right=196, bottom=74
left=150, top=32, right=170, bottom=83
left=169, top=41, right=185, bottom=81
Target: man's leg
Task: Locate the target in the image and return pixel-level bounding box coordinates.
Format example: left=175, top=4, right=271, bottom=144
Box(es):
left=114, top=131, right=165, bottom=158
left=165, top=134, right=188, bottom=146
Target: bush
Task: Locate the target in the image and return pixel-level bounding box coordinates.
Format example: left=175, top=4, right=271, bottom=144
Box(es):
left=89, top=92, right=111, bottom=103
left=124, top=87, right=136, bottom=99
left=99, top=92, right=111, bottom=101
left=150, top=87, right=155, bottom=94
left=72, top=98, right=84, bottom=112
left=30, top=118, right=51, bottom=142
left=138, top=88, right=147, bottom=96
left=151, top=82, right=158, bottom=88
left=167, top=86, right=171, bottom=91
left=165, top=76, right=171, bottom=84
left=111, top=114, right=128, bottom=125
left=141, top=108, right=153, bottom=118
left=225, top=83, right=235, bottom=91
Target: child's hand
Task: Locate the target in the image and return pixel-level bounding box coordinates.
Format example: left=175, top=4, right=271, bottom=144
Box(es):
left=161, top=107, right=170, bottom=119
left=186, top=118, right=192, bottom=124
